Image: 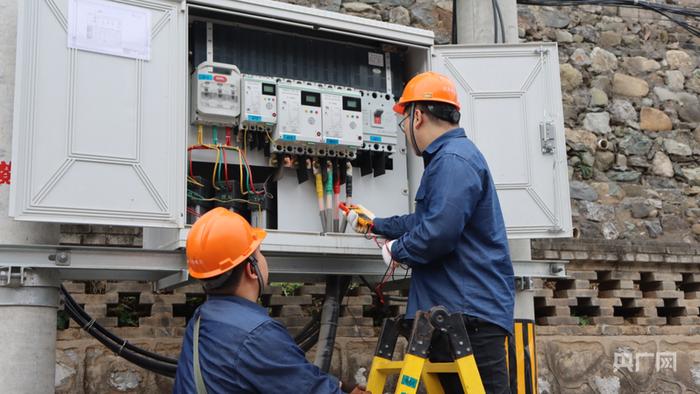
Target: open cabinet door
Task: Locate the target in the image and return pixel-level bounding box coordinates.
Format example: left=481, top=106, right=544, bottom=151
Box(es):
left=10, top=0, right=186, bottom=227
left=432, top=43, right=572, bottom=239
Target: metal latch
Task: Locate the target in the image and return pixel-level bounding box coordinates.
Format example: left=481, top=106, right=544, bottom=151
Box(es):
left=540, top=121, right=556, bottom=154
left=0, top=266, right=28, bottom=287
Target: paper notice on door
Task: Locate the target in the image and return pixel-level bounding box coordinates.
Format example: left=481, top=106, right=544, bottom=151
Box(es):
left=68, top=0, right=151, bottom=61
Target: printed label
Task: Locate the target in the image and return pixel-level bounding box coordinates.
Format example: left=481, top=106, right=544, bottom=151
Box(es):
left=197, top=74, right=213, bottom=80
left=369, top=136, right=382, bottom=142
left=400, top=375, right=418, bottom=389
left=282, top=134, right=297, bottom=141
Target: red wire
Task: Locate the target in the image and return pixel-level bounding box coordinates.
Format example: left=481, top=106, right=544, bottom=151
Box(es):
left=225, top=127, right=232, bottom=146
left=187, top=207, right=202, bottom=218
left=240, top=150, right=265, bottom=195
left=187, top=145, right=212, bottom=178
left=222, top=146, right=230, bottom=190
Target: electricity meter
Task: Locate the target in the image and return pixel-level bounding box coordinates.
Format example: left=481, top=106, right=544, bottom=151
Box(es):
left=321, top=86, right=363, bottom=147
left=240, top=75, right=278, bottom=132
left=274, top=80, right=322, bottom=153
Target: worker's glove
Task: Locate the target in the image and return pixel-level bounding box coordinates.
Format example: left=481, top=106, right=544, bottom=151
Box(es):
left=341, top=381, right=371, bottom=394
left=349, top=386, right=372, bottom=394
left=341, top=204, right=375, bottom=234
left=381, top=240, right=396, bottom=267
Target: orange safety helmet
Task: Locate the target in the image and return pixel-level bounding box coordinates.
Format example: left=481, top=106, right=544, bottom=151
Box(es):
left=186, top=207, right=267, bottom=279
left=393, top=71, right=461, bottom=114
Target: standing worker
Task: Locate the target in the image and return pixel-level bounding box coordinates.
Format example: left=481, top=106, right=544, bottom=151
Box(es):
left=345, top=72, right=515, bottom=393
left=174, top=207, right=370, bottom=394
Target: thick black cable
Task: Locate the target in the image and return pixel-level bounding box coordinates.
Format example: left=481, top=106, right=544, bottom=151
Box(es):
left=517, top=0, right=700, bottom=16
left=495, top=0, right=506, bottom=43
left=298, top=331, right=321, bottom=352
left=492, top=0, right=499, bottom=43
left=60, top=285, right=178, bottom=364
left=294, top=317, right=321, bottom=344
left=62, top=292, right=177, bottom=377
left=61, top=286, right=174, bottom=363
left=516, top=0, right=700, bottom=37
left=639, top=2, right=700, bottom=36
left=452, top=0, right=458, bottom=43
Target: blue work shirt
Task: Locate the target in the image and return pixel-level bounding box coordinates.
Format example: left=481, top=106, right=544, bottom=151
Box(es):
left=373, top=128, right=515, bottom=333
left=173, top=295, right=342, bottom=394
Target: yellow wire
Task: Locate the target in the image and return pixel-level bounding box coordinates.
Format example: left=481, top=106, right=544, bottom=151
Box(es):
left=187, top=176, right=204, bottom=187
left=197, top=125, right=203, bottom=145
left=239, top=149, right=245, bottom=195
left=198, top=144, right=247, bottom=195
left=191, top=195, right=261, bottom=209
left=264, top=130, right=274, bottom=144
left=211, top=146, right=220, bottom=190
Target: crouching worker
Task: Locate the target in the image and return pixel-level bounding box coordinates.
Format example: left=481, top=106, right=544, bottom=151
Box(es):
left=174, top=208, right=370, bottom=394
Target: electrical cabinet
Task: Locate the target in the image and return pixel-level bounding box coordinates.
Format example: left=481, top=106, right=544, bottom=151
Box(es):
left=431, top=44, right=571, bottom=239
left=10, top=0, right=572, bottom=252
left=10, top=0, right=186, bottom=228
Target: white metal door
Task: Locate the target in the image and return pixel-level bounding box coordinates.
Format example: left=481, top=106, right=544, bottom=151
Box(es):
left=432, top=43, right=572, bottom=239
left=10, top=0, right=186, bottom=227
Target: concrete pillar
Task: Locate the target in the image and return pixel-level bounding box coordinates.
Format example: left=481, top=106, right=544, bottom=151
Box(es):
left=0, top=1, right=61, bottom=392
left=0, top=269, right=60, bottom=394
left=455, top=0, right=519, bottom=44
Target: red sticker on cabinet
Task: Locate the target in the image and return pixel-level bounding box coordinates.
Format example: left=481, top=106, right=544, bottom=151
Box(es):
left=0, top=161, right=10, bottom=185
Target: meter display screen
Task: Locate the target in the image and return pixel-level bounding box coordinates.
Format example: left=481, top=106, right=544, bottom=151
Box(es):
left=262, top=83, right=276, bottom=96
left=302, top=91, right=321, bottom=107
left=343, top=97, right=362, bottom=112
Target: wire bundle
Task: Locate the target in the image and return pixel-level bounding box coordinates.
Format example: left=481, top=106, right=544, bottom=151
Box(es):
left=60, top=283, right=347, bottom=376
left=60, top=285, right=179, bottom=377
left=517, top=0, right=700, bottom=37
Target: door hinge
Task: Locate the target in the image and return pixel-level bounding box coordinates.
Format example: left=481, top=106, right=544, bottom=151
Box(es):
left=540, top=120, right=556, bottom=154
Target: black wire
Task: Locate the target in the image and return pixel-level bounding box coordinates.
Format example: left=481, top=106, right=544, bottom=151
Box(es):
left=60, top=285, right=178, bottom=365
left=495, top=0, right=506, bottom=43
left=62, top=291, right=177, bottom=377
left=516, top=0, right=700, bottom=37
left=639, top=2, right=700, bottom=37
left=492, top=0, right=499, bottom=43
left=452, top=0, right=458, bottom=43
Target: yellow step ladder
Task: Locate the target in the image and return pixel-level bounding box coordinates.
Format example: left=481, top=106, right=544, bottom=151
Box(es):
left=366, top=306, right=485, bottom=394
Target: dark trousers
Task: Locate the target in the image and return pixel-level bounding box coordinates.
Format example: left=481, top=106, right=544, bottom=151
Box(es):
left=428, top=316, right=510, bottom=394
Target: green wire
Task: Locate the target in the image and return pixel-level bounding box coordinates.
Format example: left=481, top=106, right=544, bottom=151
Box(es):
left=217, top=147, right=222, bottom=184
left=325, top=167, right=333, bottom=195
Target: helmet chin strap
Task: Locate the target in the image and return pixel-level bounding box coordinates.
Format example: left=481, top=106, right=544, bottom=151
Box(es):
left=407, top=103, right=422, bottom=157
left=248, top=256, right=265, bottom=300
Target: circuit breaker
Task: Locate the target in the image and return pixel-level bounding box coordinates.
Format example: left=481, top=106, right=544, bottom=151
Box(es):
left=273, top=80, right=323, bottom=155
left=240, top=75, right=278, bottom=132
left=190, top=62, right=241, bottom=126
left=361, top=90, right=398, bottom=153
left=321, top=86, right=363, bottom=148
